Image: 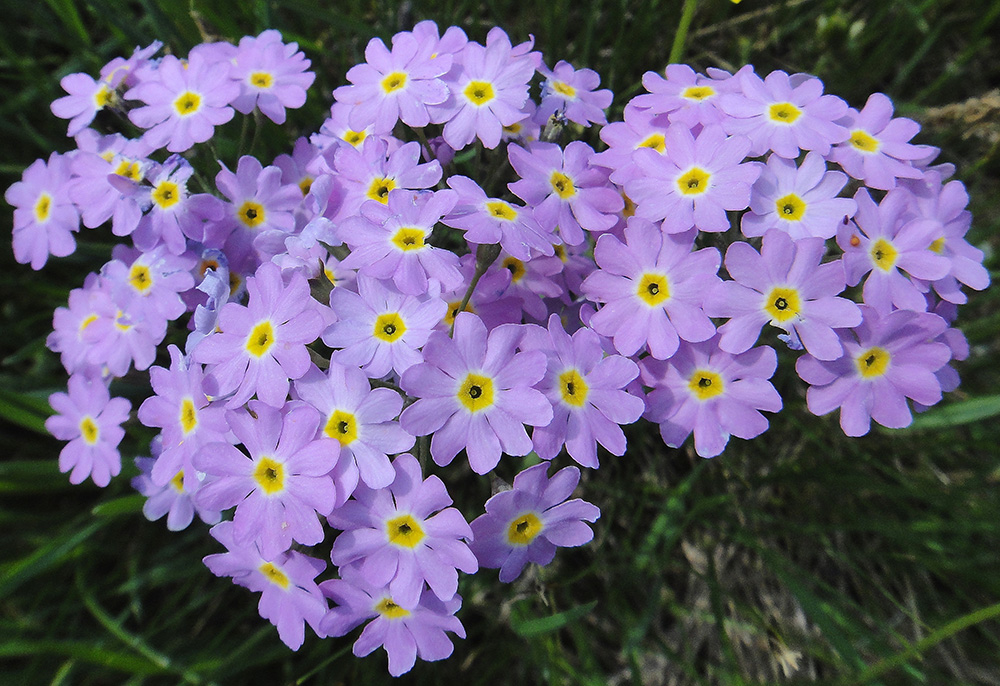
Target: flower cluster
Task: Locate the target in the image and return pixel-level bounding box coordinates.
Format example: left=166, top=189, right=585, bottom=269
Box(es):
left=8, top=20, right=986, bottom=676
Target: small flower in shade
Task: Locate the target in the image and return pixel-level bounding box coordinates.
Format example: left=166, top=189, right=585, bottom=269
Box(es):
left=399, top=312, right=552, bottom=474
left=47, top=278, right=112, bottom=376
left=837, top=189, right=951, bottom=314
left=442, top=175, right=555, bottom=260
left=795, top=306, right=951, bottom=436
left=5, top=152, right=79, bottom=270
left=495, top=248, right=564, bottom=322
left=339, top=188, right=464, bottom=296
left=294, top=362, right=414, bottom=489
left=50, top=71, right=120, bottom=136
left=203, top=520, right=328, bottom=650
left=67, top=131, right=153, bottom=230
left=626, top=125, right=760, bottom=233
left=593, top=107, right=670, bottom=186
left=535, top=59, right=613, bottom=127
left=194, top=401, right=341, bottom=560
left=324, top=275, right=447, bottom=379
left=641, top=338, right=783, bottom=458
left=102, top=245, right=195, bottom=335
left=434, top=29, right=539, bottom=150
left=319, top=564, right=465, bottom=677
left=132, top=155, right=225, bottom=254
left=126, top=52, right=239, bottom=153
left=718, top=69, right=849, bottom=158
left=191, top=262, right=324, bottom=408
left=328, top=453, right=477, bottom=607
left=524, top=315, right=645, bottom=468
left=230, top=30, right=315, bottom=124
left=45, top=374, right=131, bottom=487
left=132, top=447, right=221, bottom=532
left=742, top=152, right=857, bottom=240
left=705, top=230, right=862, bottom=360
left=507, top=141, right=623, bottom=246
left=469, top=462, right=600, bottom=583
left=137, top=345, right=229, bottom=487
left=333, top=31, right=451, bottom=134
left=581, top=219, right=720, bottom=360
left=827, top=93, right=934, bottom=190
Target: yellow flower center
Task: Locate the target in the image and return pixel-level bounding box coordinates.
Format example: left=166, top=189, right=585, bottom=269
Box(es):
left=676, top=168, right=711, bottom=196
left=343, top=129, right=367, bottom=147
left=250, top=71, right=273, bottom=89
left=636, top=273, right=670, bottom=307
left=375, top=597, right=410, bottom=619
left=246, top=320, right=275, bottom=357
left=152, top=180, right=181, bottom=209
left=774, top=193, right=806, bottom=221
left=114, top=159, right=143, bottom=182
left=638, top=133, right=666, bottom=154
left=688, top=370, right=724, bottom=401
left=457, top=373, right=494, bottom=413
left=94, top=84, right=115, bottom=109
left=503, top=122, right=522, bottom=135
left=258, top=562, right=289, bottom=589
left=237, top=201, right=266, bottom=228
left=366, top=177, right=395, bottom=203
left=252, top=456, right=285, bottom=495
left=391, top=227, right=425, bottom=252
left=502, top=256, right=526, bottom=283
left=768, top=102, right=802, bottom=124
left=622, top=192, right=637, bottom=218
left=380, top=71, right=408, bottom=94
left=170, top=470, right=185, bottom=493
left=114, top=310, right=132, bottom=332
left=129, top=263, right=153, bottom=294
left=180, top=397, right=198, bottom=434
left=551, top=80, right=576, bottom=98
left=324, top=410, right=358, bottom=446
left=682, top=85, right=715, bottom=101
left=79, top=314, right=99, bottom=332
left=559, top=369, right=589, bottom=407
left=549, top=171, right=576, bottom=199
left=929, top=237, right=945, bottom=254
left=856, top=346, right=890, bottom=379
left=444, top=300, right=475, bottom=327
left=297, top=176, right=314, bottom=196
left=506, top=512, right=543, bottom=546
left=553, top=244, right=568, bottom=262
left=386, top=514, right=425, bottom=548
left=464, top=80, right=496, bottom=106
left=34, top=193, right=52, bottom=223
left=849, top=129, right=880, bottom=153
left=79, top=416, right=99, bottom=445
left=485, top=200, right=518, bottom=221
left=373, top=312, right=407, bottom=342
left=870, top=238, right=898, bottom=271
left=173, top=91, right=202, bottom=116
left=763, top=286, right=802, bottom=323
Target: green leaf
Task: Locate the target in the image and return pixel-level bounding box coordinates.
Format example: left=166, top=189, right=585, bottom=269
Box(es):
left=905, top=395, right=1000, bottom=430
left=511, top=600, right=598, bottom=638
left=0, top=387, right=53, bottom=434
left=91, top=494, right=146, bottom=518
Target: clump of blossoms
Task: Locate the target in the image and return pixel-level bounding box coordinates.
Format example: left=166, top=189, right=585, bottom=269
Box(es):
left=9, top=21, right=988, bottom=676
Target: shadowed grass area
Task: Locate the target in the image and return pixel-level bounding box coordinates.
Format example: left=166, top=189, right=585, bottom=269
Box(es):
left=2, top=0, right=1000, bottom=683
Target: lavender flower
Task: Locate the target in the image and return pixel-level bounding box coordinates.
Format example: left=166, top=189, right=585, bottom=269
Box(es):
left=535, top=60, right=613, bottom=127
left=230, top=30, right=315, bottom=124
left=5, top=152, right=79, bottom=270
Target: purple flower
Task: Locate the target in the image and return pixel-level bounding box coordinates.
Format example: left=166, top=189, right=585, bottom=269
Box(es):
left=796, top=306, right=951, bottom=436
left=45, top=374, right=131, bottom=487
left=469, top=462, right=600, bottom=582
left=525, top=315, right=645, bottom=467
left=628, top=64, right=741, bottom=128
left=126, top=52, right=238, bottom=152
left=320, top=564, right=465, bottom=677
left=194, top=401, right=341, bottom=559
left=581, top=219, right=719, bottom=359
left=328, top=453, right=477, bottom=607
left=507, top=141, right=623, bottom=245
left=324, top=275, right=447, bottom=379
left=230, top=30, right=315, bottom=124
left=67, top=132, right=152, bottom=230
left=399, top=312, right=552, bottom=474
left=742, top=152, right=857, bottom=240
left=5, top=153, right=79, bottom=270
left=641, top=338, right=783, bottom=458
left=50, top=71, right=119, bottom=136
left=294, top=362, right=414, bottom=489
left=132, top=448, right=221, bottom=531
left=535, top=60, right=613, bottom=127
left=719, top=69, right=849, bottom=158
left=102, top=245, right=195, bottom=335
left=47, top=278, right=112, bottom=376
left=204, top=520, right=328, bottom=650
left=626, top=125, right=760, bottom=233
left=827, top=93, right=933, bottom=190
left=704, top=230, right=862, bottom=360
left=334, top=31, right=451, bottom=133
left=190, top=261, right=325, bottom=408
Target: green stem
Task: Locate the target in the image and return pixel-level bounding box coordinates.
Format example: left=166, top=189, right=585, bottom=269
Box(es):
left=845, top=600, right=1000, bottom=685
left=669, top=0, right=699, bottom=64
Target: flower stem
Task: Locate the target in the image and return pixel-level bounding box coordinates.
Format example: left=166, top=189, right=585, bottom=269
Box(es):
left=669, top=0, right=699, bottom=64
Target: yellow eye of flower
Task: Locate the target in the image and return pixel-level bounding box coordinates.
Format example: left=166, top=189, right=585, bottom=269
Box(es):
left=849, top=130, right=880, bottom=153
left=380, top=71, right=408, bottom=93
left=549, top=171, right=576, bottom=199
left=252, top=456, right=285, bottom=494
left=250, top=71, right=273, bottom=89
left=774, top=193, right=806, bottom=221
left=297, top=176, right=313, bottom=196
left=676, top=167, right=711, bottom=196
left=636, top=273, right=670, bottom=306
left=114, top=160, right=143, bottom=181
left=80, top=416, right=99, bottom=445
left=502, top=256, right=526, bottom=283
left=259, top=562, right=289, bottom=588
left=444, top=300, right=475, bottom=327
left=464, top=80, right=496, bottom=106
left=768, top=102, right=802, bottom=124
left=324, top=410, right=358, bottom=445
left=688, top=370, right=724, bottom=400
left=856, top=346, right=890, bottom=379
left=170, top=470, right=185, bottom=493
left=238, top=201, right=266, bottom=228
left=637, top=133, right=666, bottom=154
left=129, top=263, right=153, bottom=294
left=559, top=369, right=589, bottom=407
left=180, top=398, right=198, bottom=434
left=763, top=286, right=802, bottom=323
left=152, top=180, right=181, bottom=208
left=551, top=81, right=576, bottom=98
left=34, top=193, right=53, bottom=223
left=457, top=373, right=495, bottom=413
left=375, top=597, right=410, bottom=619
left=682, top=85, right=715, bottom=101
left=94, top=84, right=116, bottom=109
left=485, top=200, right=517, bottom=221
left=391, top=227, right=425, bottom=252
left=506, top=512, right=543, bottom=546
left=343, top=130, right=367, bottom=146
left=173, top=91, right=202, bottom=116
left=870, top=238, right=898, bottom=271
left=386, top=514, right=425, bottom=548
left=246, top=321, right=275, bottom=357
left=373, top=312, right=407, bottom=342
left=366, top=177, right=395, bottom=203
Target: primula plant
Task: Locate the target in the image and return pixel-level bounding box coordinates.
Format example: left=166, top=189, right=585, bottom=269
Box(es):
left=6, top=19, right=990, bottom=677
